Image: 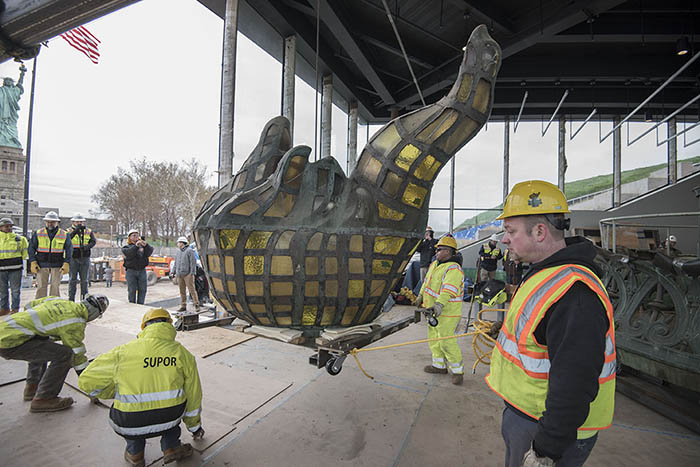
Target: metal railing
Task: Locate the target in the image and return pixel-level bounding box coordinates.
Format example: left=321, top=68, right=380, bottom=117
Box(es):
left=599, top=212, right=700, bottom=255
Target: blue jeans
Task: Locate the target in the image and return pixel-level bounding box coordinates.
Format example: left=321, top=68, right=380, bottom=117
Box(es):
left=0, top=268, right=22, bottom=311
left=501, top=405, right=597, bottom=467
left=125, top=269, right=147, bottom=304
left=69, top=257, right=91, bottom=301
left=125, top=424, right=181, bottom=455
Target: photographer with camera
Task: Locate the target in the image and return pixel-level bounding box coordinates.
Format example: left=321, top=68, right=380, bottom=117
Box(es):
left=67, top=213, right=96, bottom=302
left=121, top=229, right=154, bottom=304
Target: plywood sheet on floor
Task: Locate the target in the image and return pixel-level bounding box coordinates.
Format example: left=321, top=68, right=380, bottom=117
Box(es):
left=176, top=327, right=255, bottom=358
left=0, top=358, right=27, bottom=385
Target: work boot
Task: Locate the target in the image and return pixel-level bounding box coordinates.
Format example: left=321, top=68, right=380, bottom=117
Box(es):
left=452, top=374, right=464, bottom=385
left=124, top=449, right=145, bottom=467
left=0, top=309, right=9, bottom=316
left=163, top=443, right=193, bottom=464
left=30, top=396, right=74, bottom=413
left=423, top=365, right=448, bottom=374
left=177, top=305, right=187, bottom=312
left=23, top=383, right=38, bottom=401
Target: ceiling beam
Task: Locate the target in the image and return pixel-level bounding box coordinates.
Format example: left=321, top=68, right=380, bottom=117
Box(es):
left=356, top=33, right=435, bottom=70
left=310, top=0, right=395, bottom=105
left=539, top=34, right=683, bottom=44
left=445, top=0, right=514, bottom=34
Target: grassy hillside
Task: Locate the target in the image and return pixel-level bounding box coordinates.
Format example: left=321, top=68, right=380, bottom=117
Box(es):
left=456, top=156, right=700, bottom=229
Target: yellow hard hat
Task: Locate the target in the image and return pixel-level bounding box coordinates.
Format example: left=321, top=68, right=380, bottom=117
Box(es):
left=436, top=235, right=458, bottom=249
left=141, top=308, right=173, bottom=330
left=497, top=180, right=570, bottom=220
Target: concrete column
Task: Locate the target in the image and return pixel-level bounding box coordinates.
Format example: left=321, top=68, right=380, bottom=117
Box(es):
left=558, top=115, right=567, bottom=192
left=282, top=35, right=296, bottom=143
left=613, top=116, right=622, bottom=207
left=218, top=0, right=239, bottom=188
left=347, top=100, right=358, bottom=172
left=503, top=115, right=510, bottom=202
left=449, top=157, right=455, bottom=234
left=668, top=117, right=677, bottom=184
left=321, top=74, right=333, bottom=159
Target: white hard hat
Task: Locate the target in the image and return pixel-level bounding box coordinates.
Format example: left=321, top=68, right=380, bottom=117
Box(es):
left=43, top=211, right=60, bottom=221
left=71, top=213, right=86, bottom=222
left=177, top=236, right=189, bottom=244
left=489, top=234, right=499, bottom=242
left=425, top=226, right=434, bottom=232
left=127, top=229, right=139, bottom=236
left=668, top=235, right=677, bottom=242
left=0, top=217, right=13, bottom=226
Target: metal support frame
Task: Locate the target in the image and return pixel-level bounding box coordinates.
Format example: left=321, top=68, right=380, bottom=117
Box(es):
left=668, top=118, right=677, bottom=184
left=503, top=115, right=510, bottom=201
left=513, top=91, right=528, bottom=133
left=569, top=108, right=597, bottom=140
left=282, top=35, right=296, bottom=143
left=612, top=116, right=622, bottom=208
left=656, top=118, right=700, bottom=146
left=600, top=51, right=700, bottom=143
left=626, top=94, right=700, bottom=147
left=347, top=100, right=358, bottom=173
left=321, top=73, right=333, bottom=159
left=683, top=118, right=700, bottom=148
left=218, top=0, right=239, bottom=187
left=558, top=115, right=567, bottom=191
left=541, top=90, right=569, bottom=136
left=449, top=157, right=455, bottom=233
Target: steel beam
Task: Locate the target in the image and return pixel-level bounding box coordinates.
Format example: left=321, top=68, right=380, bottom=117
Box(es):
left=558, top=116, right=567, bottom=192
left=503, top=115, right=510, bottom=202
left=312, top=0, right=395, bottom=106
left=347, top=100, right=358, bottom=173
left=612, top=116, right=622, bottom=207
left=282, top=35, right=296, bottom=143
left=321, top=74, right=333, bottom=159
left=218, top=0, right=239, bottom=188
left=668, top=118, right=677, bottom=184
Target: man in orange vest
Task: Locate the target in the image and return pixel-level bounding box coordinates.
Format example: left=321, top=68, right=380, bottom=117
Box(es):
left=485, top=181, right=615, bottom=467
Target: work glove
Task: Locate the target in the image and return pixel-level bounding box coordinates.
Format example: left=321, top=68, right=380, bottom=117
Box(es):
left=75, top=368, right=83, bottom=377
left=428, top=302, right=443, bottom=317
left=30, top=261, right=40, bottom=274
left=413, top=295, right=423, bottom=307
left=192, top=427, right=205, bottom=440
left=61, top=263, right=70, bottom=275
left=521, top=445, right=555, bottom=467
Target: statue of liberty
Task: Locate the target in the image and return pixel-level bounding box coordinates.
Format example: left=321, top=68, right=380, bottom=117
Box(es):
left=0, top=64, right=26, bottom=149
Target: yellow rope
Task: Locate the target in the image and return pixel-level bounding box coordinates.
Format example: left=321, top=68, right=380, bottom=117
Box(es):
left=346, top=308, right=506, bottom=379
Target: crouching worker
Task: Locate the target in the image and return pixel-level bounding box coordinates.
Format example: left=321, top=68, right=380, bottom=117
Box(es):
left=79, top=308, right=204, bottom=467
left=0, top=294, right=109, bottom=412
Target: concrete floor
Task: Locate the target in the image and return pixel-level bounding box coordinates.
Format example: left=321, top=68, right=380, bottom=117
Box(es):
left=1, top=280, right=699, bottom=466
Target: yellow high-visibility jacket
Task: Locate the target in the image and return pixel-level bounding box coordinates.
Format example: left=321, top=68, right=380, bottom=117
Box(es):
left=0, top=230, right=28, bottom=271
left=78, top=322, right=203, bottom=439
left=0, top=297, right=89, bottom=371
left=419, top=259, right=464, bottom=310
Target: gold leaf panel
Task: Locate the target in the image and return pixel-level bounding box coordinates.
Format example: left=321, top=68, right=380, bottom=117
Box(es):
left=416, top=109, right=458, bottom=144
left=208, top=255, right=221, bottom=273
left=348, top=280, right=364, bottom=298
left=371, top=123, right=401, bottom=157
left=349, top=235, right=363, bottom=252
left=395, top=144, right=421, bottom=172
left=219, top=229, right=240, bottom=249
left=457, top=74, right=474, bottom=103
left=264, top=192, right=296, bottom=217
left=357, top=153, right=383, bottom=184
left=359, top=304, right=376, bottom=323
left=370, top=280, right=386, bottom=297
left=271, top=282, right=293, bottom=296
left=341, top=306, right=359, bottom=326
left=211, top=277, right=223, bottom=291
left=245, top=281, right=263, bottom=296
left=305, top=281, right=319, bottom=297
left=402, top=183, right=428, bottom=209
left=275, top=230, right=295, bottom=249
left=349, top=258, right=364, bottom=274
left=381, top=171, right=403, bottom=196
left=372, top=259, right=393, bottom=275
left=230, top=199, right=259, bottom=216
left=302, top=306, right=318, bottom=325
left=277, top=316, right=292, bottom=325
left=473, top=78, right=491, bottom=114
left=326, top=235, right=337, bottom=251
left=307, top=232, right=323, bottom=250
left=224, top=256, right=235, bottom=275
left=325, top=257, right=338, bottom=275
left=321, top=307, right=335, bottom=326
left=226, top=280, right=236, bottom=294
left=377, top=202, right=405, bottom=221
left=305, top=257, right=319, bottom=275
left=271, top=256, right=293, bottom=275
left=436, top=117, right=479, bottom=154
left=414, top=155, right=442, bottom=181
left=249, top=304, right=266, bottom=314
left=258, top=316, right=271, bottom=325
left=244, top=256, right=264, bottom=275
left=326, top=280, right=338, bottom=297
left=246, top=231, right=273, bottom=249
left=283, top=155, right=307, bottom=189
left=373, top=236, right=406, bottom=255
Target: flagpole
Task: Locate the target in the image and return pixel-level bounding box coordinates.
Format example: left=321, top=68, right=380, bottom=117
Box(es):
left=22, top=56, right=37, bottom=237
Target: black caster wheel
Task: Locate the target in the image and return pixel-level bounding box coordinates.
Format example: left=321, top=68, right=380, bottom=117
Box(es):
left=325, top=357, right=342, bottom=375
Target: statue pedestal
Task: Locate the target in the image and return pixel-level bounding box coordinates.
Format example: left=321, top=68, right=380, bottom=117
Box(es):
left=0, top=145, right=26, bottom=206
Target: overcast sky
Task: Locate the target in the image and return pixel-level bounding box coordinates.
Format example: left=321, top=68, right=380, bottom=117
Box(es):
left=0, top=0, right=697, bottom=231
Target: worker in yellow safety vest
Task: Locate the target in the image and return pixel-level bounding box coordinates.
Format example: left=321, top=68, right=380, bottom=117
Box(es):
left=79, top=308, right=204, bottom=467
left=0, top=294, right=109, bottom=412
left=485, top=180, right=616, bottom=467
left=414, top=235, right=465, bottom=385
left=0, top=217, right=28, bottom=314
left=28, top=211, right=72, bottom=299
left=67, top=213, right=96, bottom=302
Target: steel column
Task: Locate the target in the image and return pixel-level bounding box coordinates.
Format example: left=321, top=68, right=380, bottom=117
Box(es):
left=613, top=116, right=622, bottom=207
left=558, top=115, right=567, bottom=192
left=321, top=74, right=333, bottom=159
left=449, top=157, right=455, bottom=233
left=668, top=117, right=677, bottom=184
left=503, top=115, right=510, bottom=201
left=282, top=35, right=296, bottom=143
left=347, top=100, right=358, bottom=172
left=218, top=0, right=239, bottom=187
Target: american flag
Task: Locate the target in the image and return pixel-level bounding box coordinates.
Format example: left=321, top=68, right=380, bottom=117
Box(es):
left=60, top=26, right=100, bottom=64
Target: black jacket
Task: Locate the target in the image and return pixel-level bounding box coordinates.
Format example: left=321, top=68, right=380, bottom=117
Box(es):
left=68, top=227, right=97, bottom=258
left=507, top=237, right=609, bottom=461
left=121, top=242, right=154, bottom=271
left=417, top=237, right=437, bottom=268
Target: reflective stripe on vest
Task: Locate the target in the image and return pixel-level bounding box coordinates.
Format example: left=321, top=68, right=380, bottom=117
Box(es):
left=25, top=306, right=86, bottom=334
left=109, top=416, right=182, bottom=437
left=114, top=388, right=185, bottom=404
left=70, top=229, right=92, bottom=248
left=424, top=262, right=464, bottom=302
left=486, top=264, right=616, bottom=430
left=483, top=245, right=501, bottom=258
left=1, top=315, right=34, bottom=336
left=36, top=228, right=68, bottom=253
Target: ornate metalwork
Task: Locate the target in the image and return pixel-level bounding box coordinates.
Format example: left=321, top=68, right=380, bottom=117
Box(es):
left=596, top=248, right=700, bottom=391
left=193, top=25, right=502, bottom=329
